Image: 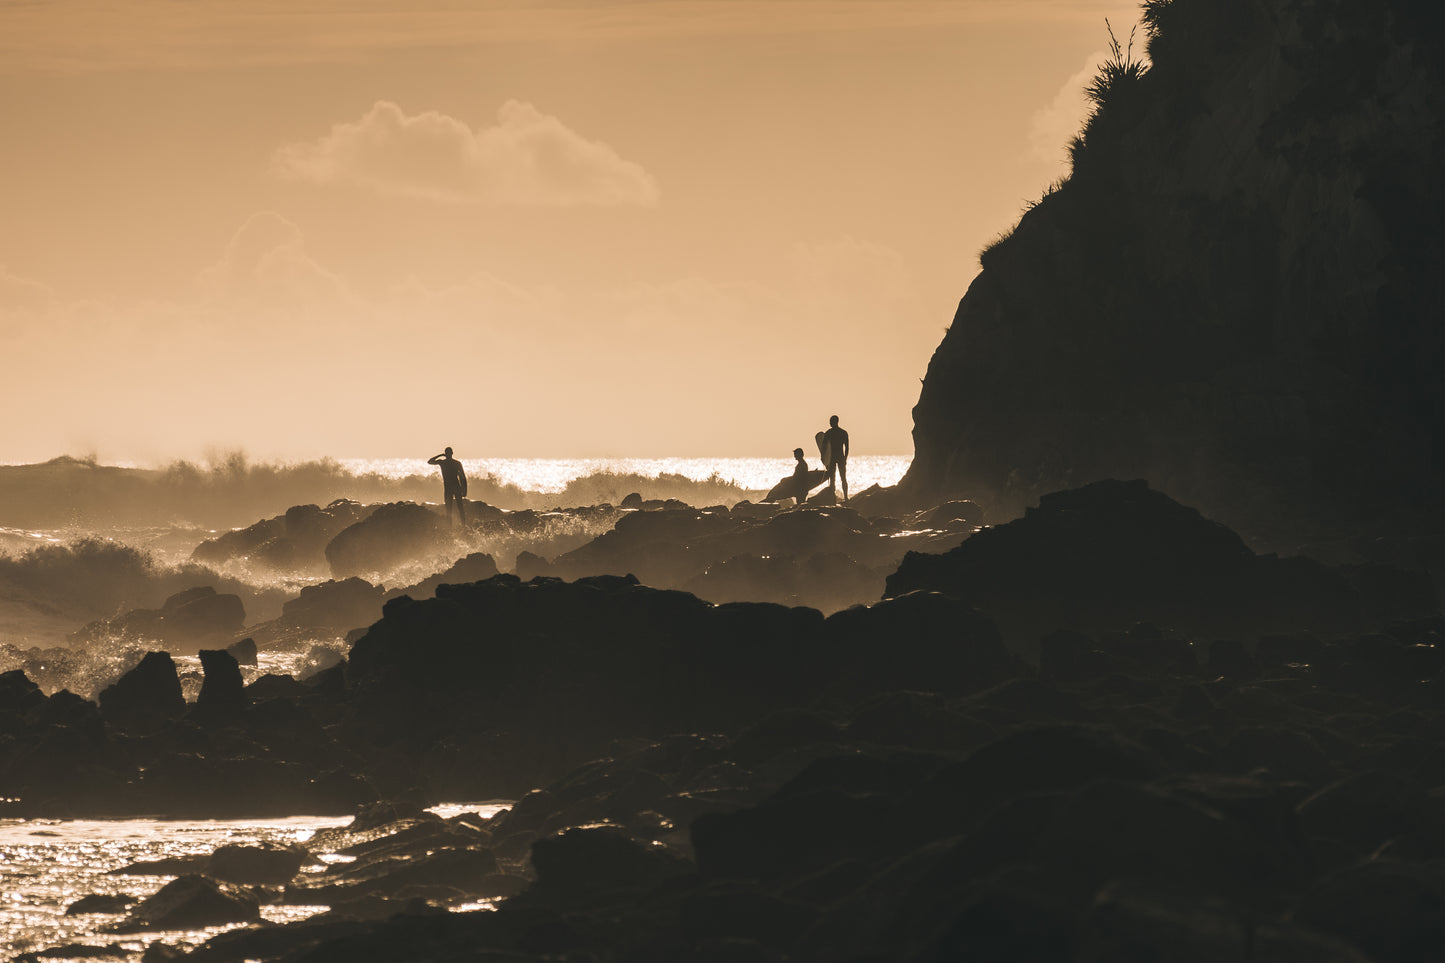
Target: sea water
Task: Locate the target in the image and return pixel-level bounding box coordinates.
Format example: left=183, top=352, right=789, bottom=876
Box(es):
left=0, top=456, right=911, bottom=960
left=339, top=455, right=910, bottom=494
left=0, top=803, right=508, bottom=962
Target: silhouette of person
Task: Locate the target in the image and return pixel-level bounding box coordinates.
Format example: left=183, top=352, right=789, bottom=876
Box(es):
left=791, top=447, right=811, bottom=505
left=823, top=415, right=850, bottom=501
left=427, top=447, right=468, bottom=524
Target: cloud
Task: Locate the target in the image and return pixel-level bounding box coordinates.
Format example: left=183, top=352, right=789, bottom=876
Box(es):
left=272, top=100, right=660, bottom=207
left=196, top=212, right=352, bottom=308
left=1028, top=52, right=1104, bottom=165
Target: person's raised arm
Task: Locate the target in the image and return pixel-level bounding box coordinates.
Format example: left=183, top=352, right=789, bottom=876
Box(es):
left=427, top=454, right=445, bottom=465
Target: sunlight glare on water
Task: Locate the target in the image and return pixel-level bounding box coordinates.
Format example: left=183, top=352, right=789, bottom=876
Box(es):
left=339, top=455, right=911, bottom=493
left=0, top=803, right=509, bottom=961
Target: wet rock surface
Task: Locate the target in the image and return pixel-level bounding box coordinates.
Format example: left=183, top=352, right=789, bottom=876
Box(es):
left=4, top=481, right=1444, bottom=962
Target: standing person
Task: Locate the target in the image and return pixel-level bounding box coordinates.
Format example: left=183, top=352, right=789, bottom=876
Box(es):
left=427, top=447, right=468, bottom=525
left=823, top=414, right=850, bottom=501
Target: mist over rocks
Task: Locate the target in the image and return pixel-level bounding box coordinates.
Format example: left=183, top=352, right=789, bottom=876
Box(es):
left=900, top=0, right=1445, bottom=554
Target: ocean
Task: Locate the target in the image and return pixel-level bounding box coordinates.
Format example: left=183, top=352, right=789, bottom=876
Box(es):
left=340, top=454, right=907, bottom=495
left=0, top=453, right=913, bottom=960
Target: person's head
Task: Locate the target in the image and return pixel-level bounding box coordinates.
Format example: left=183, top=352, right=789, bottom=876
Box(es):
left=793, top=448, right=805, bottom=459
left=829, top=415, right=839, bottom=427
left=444, top=447, right=453, bottom=457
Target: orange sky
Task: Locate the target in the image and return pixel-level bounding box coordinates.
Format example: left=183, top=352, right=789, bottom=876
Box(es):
left=0, top=0, right=1140, bottom=463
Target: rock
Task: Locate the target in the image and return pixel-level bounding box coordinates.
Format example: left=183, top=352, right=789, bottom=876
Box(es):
left=158, top=586, right=245, bottom=643
left=899, top=1, right=1445, bottom=541
left=885, top=479, right=1369, bottom=650
left=823, top=591, right=1015, bottom=697
left=282, top=577, right=385, bottom=631
left=97, top=652, right=185, bottom=732
left=1294, top=860, right=1445, bottom=963
left=926, top=500, right=984, bottom=529
left=530, top=825, right=690, bottom=896
left=325, top=502, right=453, bottom=578
left=65, top=894, right=135, bottom=915
left=386, top=553, right=500, bottom=603
left=193, top=649, right=245, bottom=717
left=225, top=637, right=258, bottom=666
left=207, top=842, right=308, bottom=885
left=515, top=550, right=552, bottom=580
left=108, top=874, right=259, bottom=932
left=0, top=669, right=47, bottom=720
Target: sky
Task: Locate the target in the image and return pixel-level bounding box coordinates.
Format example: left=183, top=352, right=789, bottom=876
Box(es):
left=0, top=0, right=1142, bottom=464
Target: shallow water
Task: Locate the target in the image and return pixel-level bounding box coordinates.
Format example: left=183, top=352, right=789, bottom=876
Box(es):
left=0, top=803, right=507, bottom=962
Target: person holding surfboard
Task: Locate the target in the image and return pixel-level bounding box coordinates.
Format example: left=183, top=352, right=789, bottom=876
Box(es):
left=822, top=414, right=850, bottom=502
left=427, top=446, right=468, bottom=525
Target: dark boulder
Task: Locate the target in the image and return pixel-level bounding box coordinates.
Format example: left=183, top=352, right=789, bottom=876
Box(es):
left=158, top=587, right=245, bottom=643
left=886, top=479, right=1374, bottom=649
left=108, top=875, right=259, bottom=932
left=97, top=652, right=185, bottom=731
left=530, top=825, right=691, bottom=897
left=207, top=843, right=308, bottom=885
left=225, top=637, right=258, bottom=666
left=926, top=500, right=984, bottom=529
left=386, top=552, right=500, bottom=603
left=824, top=591, right=1015, bottom=697
left=0, top=669, right=47, bottom=720
left=65, top=893, right=135, bottom=915
left=325, top=502, right=453, bottom=578
left=282, top=577, right=384, bottom=632
left=193, top=649, right=245, bottom=718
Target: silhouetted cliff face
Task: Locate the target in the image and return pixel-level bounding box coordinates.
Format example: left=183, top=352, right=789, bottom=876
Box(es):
left=904, top=0, right=1445, bottom=541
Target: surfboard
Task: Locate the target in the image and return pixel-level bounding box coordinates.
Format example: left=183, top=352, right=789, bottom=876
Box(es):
left=764, top=468, right=829, bottom=503
left=816, top=430, right=833, bottom=470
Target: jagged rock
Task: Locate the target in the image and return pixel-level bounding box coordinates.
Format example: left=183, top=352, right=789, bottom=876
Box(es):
left=225, top=637, right=258, bottom=666
left=97, top=652, right=185, bottom=731
left=282, top=577, right=384, bottom=631
left=324, top=502, right=453, bottom=578
left=0, top=669, right=47, bottom=720
left=159, top=587, right=245, bottom=642
left=384, top=553, right=500, bottom=603
left=886, top=479, right=1371, bottom=649
left=194, top=649, right=245, bottom=717
left=65, top=894, right=135, bottom=915
left=206, top=843, right=308, bottom=885
left=531, top=825, right=690, bottom=896
left=108, top=875, right=259, bottom=932
left=901, top=0, right=1445, bottom=545
left=927, top=500, right=984, bottom=529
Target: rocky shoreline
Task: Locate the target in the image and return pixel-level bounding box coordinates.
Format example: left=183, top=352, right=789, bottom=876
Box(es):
left=4, top=478, right=1443, bottom=961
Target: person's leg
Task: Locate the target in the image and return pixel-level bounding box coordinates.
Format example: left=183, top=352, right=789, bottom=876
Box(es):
left=839, top=460, right=848, bottom=501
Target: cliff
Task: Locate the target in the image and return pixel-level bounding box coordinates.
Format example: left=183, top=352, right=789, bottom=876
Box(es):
left=901, top=0, right=1445, bottom=548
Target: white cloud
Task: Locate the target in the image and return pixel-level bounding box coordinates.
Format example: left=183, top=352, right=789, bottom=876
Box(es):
left=1028, top=52, right=1104, bottom=166
left=272, top=100, right=660, bottom=207
left=196, top=211, right=352, bottom=309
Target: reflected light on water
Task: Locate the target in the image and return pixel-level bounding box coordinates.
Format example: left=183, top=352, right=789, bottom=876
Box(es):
left=0, top=803, right=509, bottom=961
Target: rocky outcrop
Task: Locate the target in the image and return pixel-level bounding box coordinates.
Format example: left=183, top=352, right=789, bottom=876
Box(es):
left=71, top=586, right=246, bottom=653
left=97, top=652, right=186, bottom=732
left=191, top=500, right=371, bottom=574
left=281, top=577, right=385, bottom=633
left=886, top=479, right=1438, bottom=650
left=902, top=0, right=1445, bottom=550
left=324, top=502, right=454, bottom=579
